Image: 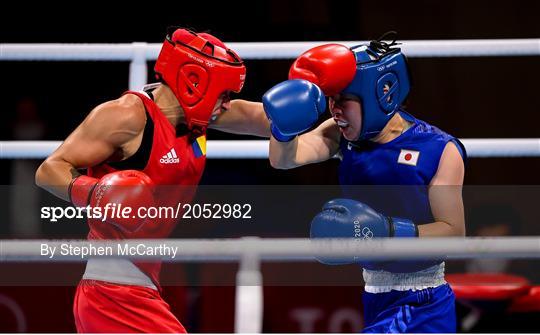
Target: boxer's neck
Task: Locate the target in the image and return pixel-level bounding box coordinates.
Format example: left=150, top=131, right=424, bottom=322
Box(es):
left=153, top=84, right=186, bottom=127
left=371, top=113, right=411, bottom=144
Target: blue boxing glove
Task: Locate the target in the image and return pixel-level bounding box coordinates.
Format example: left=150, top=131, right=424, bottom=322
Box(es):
left=310, top=198, right=418, bottom=267
left=262, top=79, right=326, bottom=142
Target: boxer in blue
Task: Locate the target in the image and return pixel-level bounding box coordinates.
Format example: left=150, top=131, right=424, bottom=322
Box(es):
left=263, top=33, right=466, bottom=333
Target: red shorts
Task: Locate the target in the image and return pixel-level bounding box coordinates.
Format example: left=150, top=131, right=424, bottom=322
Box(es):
left=74, top=279, right=187, bottom=333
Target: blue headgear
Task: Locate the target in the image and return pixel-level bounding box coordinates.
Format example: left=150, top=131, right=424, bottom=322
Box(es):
left=342, top=33, right=410, bottom=140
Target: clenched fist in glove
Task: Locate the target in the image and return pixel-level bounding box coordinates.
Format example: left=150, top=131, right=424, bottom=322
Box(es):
left=262, top=79, right=326, bottom=142
left=69, top=170, right=155, bottom=233
left=310, top=198, right=418, bottom=269
left=289, top=44, right=357, bottom=96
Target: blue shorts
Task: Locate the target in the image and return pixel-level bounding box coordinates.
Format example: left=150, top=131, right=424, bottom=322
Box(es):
left=362, top=284, right=456, bottom=333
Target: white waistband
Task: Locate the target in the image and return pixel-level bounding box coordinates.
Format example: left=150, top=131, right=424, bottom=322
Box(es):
left=363, top=263, right=446, bottom=293
left=83, top=258, right=157, bottom=290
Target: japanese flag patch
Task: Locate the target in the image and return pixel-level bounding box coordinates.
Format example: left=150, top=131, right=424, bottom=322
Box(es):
left=398, top=149, right=420, bottom=166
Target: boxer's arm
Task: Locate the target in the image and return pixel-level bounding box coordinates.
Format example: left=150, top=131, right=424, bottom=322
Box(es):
left=269, top=118, right=340, bottom=169
left=418, top=142, right=466, bottom=237
left=35, top=95, right=146, bottom=201
left=209, top=99, right=270, bottom=137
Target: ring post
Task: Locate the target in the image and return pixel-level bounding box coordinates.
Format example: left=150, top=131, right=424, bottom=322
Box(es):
left=235, top=237, right=263, bottom=333
left=129, top=42, right=148, bottom=91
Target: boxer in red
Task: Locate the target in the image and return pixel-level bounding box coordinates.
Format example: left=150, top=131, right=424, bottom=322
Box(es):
left=35, top=28, right=269, bottom=333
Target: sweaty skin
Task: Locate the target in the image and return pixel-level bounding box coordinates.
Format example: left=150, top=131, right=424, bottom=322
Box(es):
left=35, top=85, right=270, bottom=201
left=265, top=95, right=465, bottom=238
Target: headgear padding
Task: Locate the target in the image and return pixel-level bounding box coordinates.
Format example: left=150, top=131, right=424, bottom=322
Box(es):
left=343, top=34, right=410, bottom=140
left=154, top=28, right=246, bottom=136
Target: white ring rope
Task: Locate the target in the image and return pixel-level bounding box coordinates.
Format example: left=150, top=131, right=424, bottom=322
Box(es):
left=3, top=237, right=539, bottom=333
left=1, top=39, right=539, bottom=60
left=1, top=139, right=539, bottom=159
left=1, top=237, right=539, bottom=262
left=2, top=39, right=538, bottom=90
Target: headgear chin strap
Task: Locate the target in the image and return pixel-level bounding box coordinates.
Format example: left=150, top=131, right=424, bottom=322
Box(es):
left=342, top=32, right=411, bottom=141
left=154, top=28, right=246, bottom=136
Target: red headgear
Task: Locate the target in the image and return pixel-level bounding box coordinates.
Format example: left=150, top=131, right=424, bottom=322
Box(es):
left=154, top=28, right=246, bottom=134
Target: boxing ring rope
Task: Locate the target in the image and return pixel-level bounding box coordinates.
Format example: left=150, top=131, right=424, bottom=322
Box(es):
left=1, top=139, right=540, bottom=159
left=1, top=39, right=538, bottom=90
left=1, top=237, right=540, bottom=333
left=3, top=237, right=540, bottom=261
left=2, top=39, right=538, bottom=59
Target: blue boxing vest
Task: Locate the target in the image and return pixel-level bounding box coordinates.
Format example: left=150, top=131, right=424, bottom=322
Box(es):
left=340, top=111, right=465, bottom=331
left=339, top=110, right=465, bottom=225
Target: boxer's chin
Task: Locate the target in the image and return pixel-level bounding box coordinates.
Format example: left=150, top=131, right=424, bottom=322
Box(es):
left=341, top=127, right=360, bottom=142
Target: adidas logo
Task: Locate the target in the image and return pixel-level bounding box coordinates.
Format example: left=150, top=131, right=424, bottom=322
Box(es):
left=160, top=148, right=180, bottom=164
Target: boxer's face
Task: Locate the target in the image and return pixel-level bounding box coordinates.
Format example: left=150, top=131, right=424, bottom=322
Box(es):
left=330, top=94, right=362, bottom=141
left=210, top=91, right=232, bottom=122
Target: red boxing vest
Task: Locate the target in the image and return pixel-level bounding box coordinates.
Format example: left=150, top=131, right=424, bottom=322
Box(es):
left=86, top=91, right=207, bottom=286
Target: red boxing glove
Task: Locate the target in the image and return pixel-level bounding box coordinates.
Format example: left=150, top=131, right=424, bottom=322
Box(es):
left=69, top=175, right=99, bottom=208
left=289, top=44, right=357, bottom=97
left=69, top=170, right=155, bottom=233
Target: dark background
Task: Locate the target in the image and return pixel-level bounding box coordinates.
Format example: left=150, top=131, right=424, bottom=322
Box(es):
left=1, top=1, right=539, bottom=332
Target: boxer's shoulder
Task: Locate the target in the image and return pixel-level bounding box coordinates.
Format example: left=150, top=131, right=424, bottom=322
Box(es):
left=116, top=93, right=146, bottom=110
left=88, top=95, right=147, bottom=134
